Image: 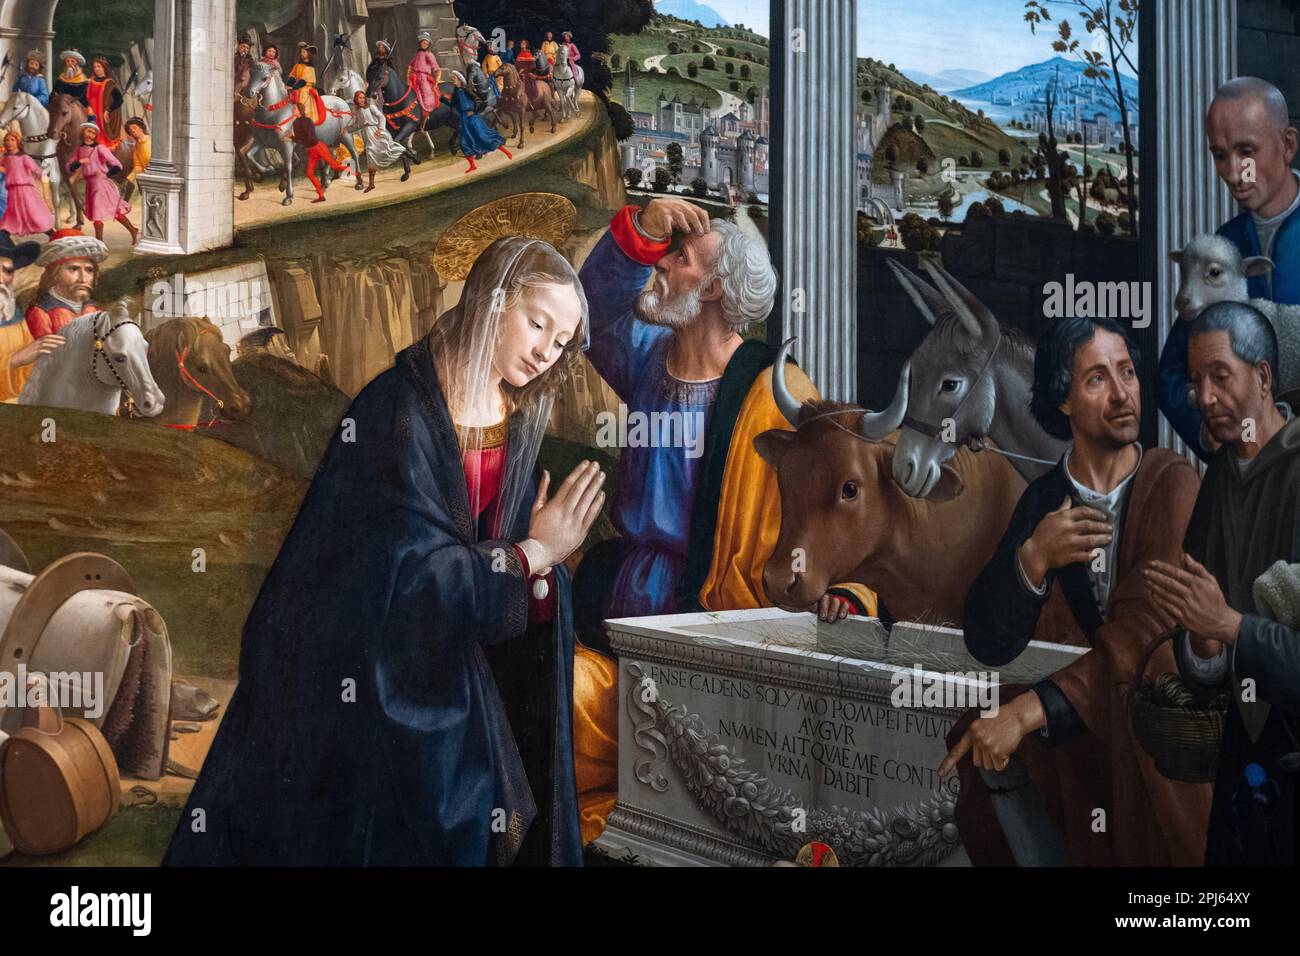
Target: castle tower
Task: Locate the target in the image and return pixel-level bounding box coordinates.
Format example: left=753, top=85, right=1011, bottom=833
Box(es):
left=739, top=129, right=756, bottom=190
left=875, top=79, right=892, bottom=125
left=625, top=62, right=636, bottom=113
left=701, top=125, right=718, bottom=187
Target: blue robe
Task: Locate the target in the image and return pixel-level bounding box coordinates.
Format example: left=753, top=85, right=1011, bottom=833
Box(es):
left=576, top=230, right=715, bottom=622
left=12, top=73, right=48, bottom=108
left=442, top=88, right=504, bottom=158
left=1159, top=202, right=1300, bottom=460
left=163, top=338, right=583, bottom=866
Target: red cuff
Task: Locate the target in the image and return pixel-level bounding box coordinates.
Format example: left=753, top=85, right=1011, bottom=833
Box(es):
left=609, top=205, right=671, bottom=265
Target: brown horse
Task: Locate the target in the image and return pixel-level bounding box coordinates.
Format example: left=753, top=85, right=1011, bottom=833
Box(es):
left=145, top=317, right=252, bottom=428
left=47, top=93, right=133, bottom=228
left=499, top=63, right=558, bottom=141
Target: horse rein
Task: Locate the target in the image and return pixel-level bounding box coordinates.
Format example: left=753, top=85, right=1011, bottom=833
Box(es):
left=89, top=315, right=142, bottom=416
left=174, top=341, right=228, bottom=427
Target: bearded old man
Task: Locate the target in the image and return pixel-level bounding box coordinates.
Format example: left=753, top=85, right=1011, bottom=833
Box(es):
left=569, top=198, right=872, bottom=843
left=24, top=229, right=107, bottom=338
left=0, top=231, right=58, bottom=401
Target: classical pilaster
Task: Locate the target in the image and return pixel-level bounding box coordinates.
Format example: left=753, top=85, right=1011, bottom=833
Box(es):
left=1150, top=0, right=1237, bottom=454
left=777, top=0, right=857, bottom=403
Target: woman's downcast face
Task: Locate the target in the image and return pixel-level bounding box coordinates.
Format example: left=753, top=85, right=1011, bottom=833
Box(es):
left=492, top=281, right=582, bottom=388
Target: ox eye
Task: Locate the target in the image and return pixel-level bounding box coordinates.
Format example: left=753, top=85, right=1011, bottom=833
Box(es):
left=199, top=365, right=209, bottom=373
left=841, top=481, right=859, bottom=501
left=941, top=379, right=960, bottom=392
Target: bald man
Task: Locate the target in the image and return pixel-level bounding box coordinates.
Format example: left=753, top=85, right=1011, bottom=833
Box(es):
left=1159, top=77, right=1300, bottom=459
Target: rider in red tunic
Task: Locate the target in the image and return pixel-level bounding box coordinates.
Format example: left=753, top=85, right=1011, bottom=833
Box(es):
left=86, top=57, right=124, bottom=149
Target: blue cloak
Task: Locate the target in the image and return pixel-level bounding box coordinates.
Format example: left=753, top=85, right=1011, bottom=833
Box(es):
left=163, top=337, right=583, bottom=866
left=443, top=87, right=505, bottom=158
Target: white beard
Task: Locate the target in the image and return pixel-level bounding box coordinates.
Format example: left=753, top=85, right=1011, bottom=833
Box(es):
left=0, top=285, right=15, bottom=325
left=635, top=275, right=704, bottom=330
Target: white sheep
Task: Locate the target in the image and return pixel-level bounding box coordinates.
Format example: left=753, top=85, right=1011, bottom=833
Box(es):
left=1171, top=233, right=1300, bottom=395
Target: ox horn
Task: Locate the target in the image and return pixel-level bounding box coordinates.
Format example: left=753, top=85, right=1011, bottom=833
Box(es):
left=887, top=258, right=948, bottom=327
left=860, top=360, right=911, bottom=440
left=772, top=336, right=804, bottom=427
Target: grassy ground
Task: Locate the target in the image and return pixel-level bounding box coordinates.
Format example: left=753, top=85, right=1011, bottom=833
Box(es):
left=659, top=54, right=768, bottom=96
left=1, top=805, right=182, bottom=868
left=0, top=404, right=306, bottom=680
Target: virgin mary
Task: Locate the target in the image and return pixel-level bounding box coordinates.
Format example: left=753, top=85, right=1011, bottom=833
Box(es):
left=163, top=236, right=604, bottom=866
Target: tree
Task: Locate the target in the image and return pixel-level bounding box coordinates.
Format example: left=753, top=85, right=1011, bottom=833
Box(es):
left=970, top=149, right=984, bottom=167
left=958, top=154, right=969, bottom=166
left=1025, top=0, right=1139, bottom=236
left=666, top=142, right=685, bottom=183
left=608, top=101, right=634, bottom=140
left=692, top=43, right=702, bottom=53
left=884, top=144, right=898, bottom=165
left=725, top=62, right=735, bottom=74
left=668, top=41, right=680, bottom=54
left=703, top=55, right=717, bottom=70
left=998, top=147, right=1012, bottom=166
left=688, top=62, right=699, bottom=78
left=747, top=86, right=759, bottom=104
left=691, top=176, right=709, bottom=198
left=914, top=115, right=926, bottom=133
left=726, top=46, right=737, bottom=57
left=625, top=167, right=643, bottom=188
left=903, top=99, right=913, bottom=113
left=1096, top=210, right=1117, bottom=236
left=916, top=156, right=930, bottom=174
left=653, top=166, right=672, bottom=193
left=740, top=63, right=751, bottom=79
left=938, top=190, right=955, bottom=222
left=729, top=80, right=741, bottom=92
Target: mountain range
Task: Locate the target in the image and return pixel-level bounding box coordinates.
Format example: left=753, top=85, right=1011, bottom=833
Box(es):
left=951, top=56, right=1138, bottom=121
left=656, top=0, right=731, bottom=27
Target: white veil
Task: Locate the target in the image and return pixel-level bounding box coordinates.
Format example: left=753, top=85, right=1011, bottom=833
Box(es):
left=429, top=235, right=590, bottom=540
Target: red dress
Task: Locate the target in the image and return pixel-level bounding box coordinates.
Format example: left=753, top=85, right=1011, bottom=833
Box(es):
left=461, top=427, right=554, bottom=621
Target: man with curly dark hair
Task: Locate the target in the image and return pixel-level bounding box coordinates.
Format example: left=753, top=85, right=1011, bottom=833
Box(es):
left=942, top=314, right=1211, bottom=866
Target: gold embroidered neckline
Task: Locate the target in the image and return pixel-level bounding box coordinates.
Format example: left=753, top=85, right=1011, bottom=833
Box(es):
left=456, top=418, right=508, bottom=449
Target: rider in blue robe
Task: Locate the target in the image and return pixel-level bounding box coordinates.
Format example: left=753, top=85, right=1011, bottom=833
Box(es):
left=162, top=336, right=583, bottom=866
left=441, top=85, right=506, bottom=158
left=12, top=70, right=49, bottom=108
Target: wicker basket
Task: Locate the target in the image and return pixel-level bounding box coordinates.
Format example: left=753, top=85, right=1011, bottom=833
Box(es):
left=1128, top=629, right=1226, bottom=783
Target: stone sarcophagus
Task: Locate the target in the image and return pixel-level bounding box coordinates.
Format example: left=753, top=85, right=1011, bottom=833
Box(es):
left=594, top=609, right=1085, bottom=867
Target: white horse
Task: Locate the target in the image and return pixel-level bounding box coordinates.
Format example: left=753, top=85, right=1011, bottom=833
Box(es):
left=20, top=303, right=165, bottom=417
left=329, top=68, right=366, bottom=103
left=0, top=91, right=74, bottom=225
left=553, top=44, right=579, bottom=121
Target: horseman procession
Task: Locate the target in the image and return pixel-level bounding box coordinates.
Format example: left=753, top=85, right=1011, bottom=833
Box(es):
left=0, top=21, right=588, bottom=423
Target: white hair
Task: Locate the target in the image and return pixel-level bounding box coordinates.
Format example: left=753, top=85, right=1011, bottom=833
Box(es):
left=708, top=220, right=778, bottom=332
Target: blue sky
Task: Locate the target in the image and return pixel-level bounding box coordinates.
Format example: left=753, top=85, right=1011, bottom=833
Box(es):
left=680, top=1, right=1137, bottom=78
left=855, top=0, right=1138, bottom=78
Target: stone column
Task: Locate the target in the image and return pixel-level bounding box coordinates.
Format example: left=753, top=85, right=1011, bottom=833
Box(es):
left=1148, top=0, right=1237, bottom=454
left=776, top=0, right=857, bottom=403
left=136, top=0, right=236, bottom=255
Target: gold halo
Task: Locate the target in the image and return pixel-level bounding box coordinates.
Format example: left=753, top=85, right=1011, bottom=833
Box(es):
left=432, top=192, right=578, bottom=281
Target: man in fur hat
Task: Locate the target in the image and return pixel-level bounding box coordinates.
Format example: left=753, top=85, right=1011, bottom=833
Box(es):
left=0, top=231, right=55, bottom=401
left=234, top=33, right=255, bottom=93
left=11, top=49, right=49, bottom=108
left=53, top=49, right=90, bottom=108
left=24, top=228, right=107, bottom=338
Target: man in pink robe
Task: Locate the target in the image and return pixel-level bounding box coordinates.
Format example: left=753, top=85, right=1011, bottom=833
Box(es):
left=408, top=32, right=441, bottom=113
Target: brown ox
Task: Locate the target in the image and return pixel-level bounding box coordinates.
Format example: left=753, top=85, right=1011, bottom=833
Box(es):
left=145, top=317, right=252, bottom=428
left=755, top=340, right=1026, bottom=626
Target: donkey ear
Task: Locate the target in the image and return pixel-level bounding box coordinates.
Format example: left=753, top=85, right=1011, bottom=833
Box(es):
left=754, top=428, right=794, bottom=468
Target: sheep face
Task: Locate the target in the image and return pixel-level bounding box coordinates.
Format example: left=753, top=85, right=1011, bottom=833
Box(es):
left=1170, top=234, right=1274, bottom=319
